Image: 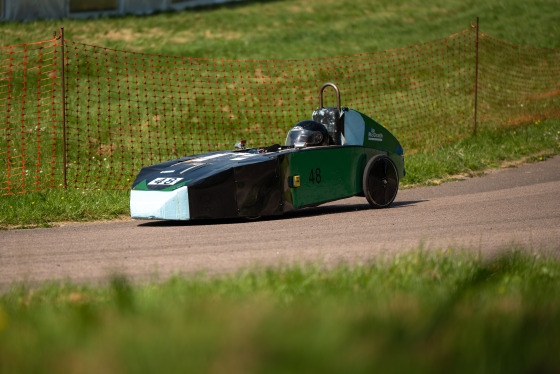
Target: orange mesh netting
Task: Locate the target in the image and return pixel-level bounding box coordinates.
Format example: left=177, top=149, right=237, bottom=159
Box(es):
left=477, top=33, right=560, bottom=131
left=1, top=38, right=59, bottom=195
left=1, top=26, right=559, bottom=194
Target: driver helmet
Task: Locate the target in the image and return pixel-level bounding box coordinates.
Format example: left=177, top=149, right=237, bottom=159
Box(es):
left=285, top=120, right=329, bottom=147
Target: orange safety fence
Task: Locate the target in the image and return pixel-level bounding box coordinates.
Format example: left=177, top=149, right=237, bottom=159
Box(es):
left=1, top=38, right=59, bottom=195
left=477, top=33, right=560, bottom=131
left=1, top=25, right=559, bottom=195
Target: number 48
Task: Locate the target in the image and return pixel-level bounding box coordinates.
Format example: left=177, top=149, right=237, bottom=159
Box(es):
left=309, top=168, right=322, bottom=184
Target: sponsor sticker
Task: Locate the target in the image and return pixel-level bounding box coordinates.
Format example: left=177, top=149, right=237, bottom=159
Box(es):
left=148, top=177, right=184, bottom=186
left=368, top=128, right=383, bottom=142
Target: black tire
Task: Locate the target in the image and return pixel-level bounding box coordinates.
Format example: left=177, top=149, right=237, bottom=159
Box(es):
left=362, top=155, right=399, bottom=208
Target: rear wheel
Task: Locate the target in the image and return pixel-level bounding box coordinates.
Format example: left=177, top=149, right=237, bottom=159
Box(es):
left=362, top=155, right=399, bottom=208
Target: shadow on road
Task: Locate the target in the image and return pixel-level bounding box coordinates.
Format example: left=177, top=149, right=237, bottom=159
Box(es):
left=136, top=199, right=427, bottom=227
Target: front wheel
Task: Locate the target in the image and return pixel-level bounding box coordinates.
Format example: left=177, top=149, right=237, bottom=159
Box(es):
left=362, top=155, right=399, bottom=208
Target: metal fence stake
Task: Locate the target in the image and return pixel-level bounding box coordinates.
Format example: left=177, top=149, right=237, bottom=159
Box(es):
left=473, top=17, right=480, bottom=136
left=55, top=27, right=67, bottom=188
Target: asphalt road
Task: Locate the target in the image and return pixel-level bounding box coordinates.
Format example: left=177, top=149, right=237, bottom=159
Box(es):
left=2, top=156, right=559, bottom=287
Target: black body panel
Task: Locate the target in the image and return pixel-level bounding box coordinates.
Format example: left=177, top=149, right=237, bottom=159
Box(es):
left=234, top=159, right=283, bottom=217
left=188, top=168, right=238, bottom=219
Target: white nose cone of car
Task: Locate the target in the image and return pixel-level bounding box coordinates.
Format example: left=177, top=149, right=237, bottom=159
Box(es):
left=130, top=186, right=190, bottom=220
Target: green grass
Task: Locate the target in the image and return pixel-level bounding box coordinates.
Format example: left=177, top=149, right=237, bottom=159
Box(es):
left=404, top=117, right=560, bottom=186
left=1, top=246, right=560, bottom=373
left=2, top=0, right=559, bottom=196
left=0, top=188, right=129, bottom=228
left=0, top=1, right=558, bottom=219
left=2, top=116, right=558, bottom=228
left=2, top=0, right=559, bottom=58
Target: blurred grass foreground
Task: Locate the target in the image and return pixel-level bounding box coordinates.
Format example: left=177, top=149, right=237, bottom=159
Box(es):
left=1, top=247, right=560, bottom=373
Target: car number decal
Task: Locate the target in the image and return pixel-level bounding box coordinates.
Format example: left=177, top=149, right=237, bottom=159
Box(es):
left=148, top=177, right=184, bottom=186
left=308, top=168, right=322, bottom=184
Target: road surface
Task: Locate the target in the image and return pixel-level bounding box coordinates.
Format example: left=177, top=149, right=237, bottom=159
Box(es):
left=1, top=156, right=559, bottom=287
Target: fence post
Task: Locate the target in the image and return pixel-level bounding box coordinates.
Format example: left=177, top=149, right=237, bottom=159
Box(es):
left=55, top=27, right=67, bottom=188
left=473, top=17, right=480, bottom=136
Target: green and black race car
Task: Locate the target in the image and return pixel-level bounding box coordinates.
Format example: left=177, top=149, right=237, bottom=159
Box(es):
left=130, top=83, right=405, bottom=221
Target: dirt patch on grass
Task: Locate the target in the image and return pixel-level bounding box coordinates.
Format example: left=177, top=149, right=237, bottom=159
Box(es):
left=99, top=28, right=143, bottom=42
left=95, top=27, right=240, bottom=44
left=288, top=5, right=314, bottom=13
left=202, top=29, right=242, bottom=41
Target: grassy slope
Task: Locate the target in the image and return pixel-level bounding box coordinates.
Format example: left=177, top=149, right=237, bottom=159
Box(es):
left=2, top=0, right=560, bottom=58
left=2, top=0, right=559, bottom=229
